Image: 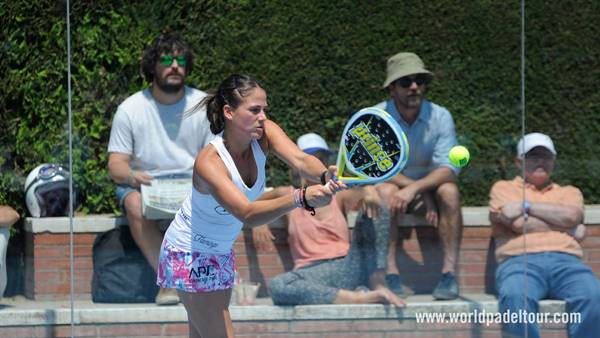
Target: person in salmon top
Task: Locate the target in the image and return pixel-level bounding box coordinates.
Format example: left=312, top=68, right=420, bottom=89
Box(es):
left=254, top=133, right=404, bottom=306
left=489, top=132, right=600, bottom=338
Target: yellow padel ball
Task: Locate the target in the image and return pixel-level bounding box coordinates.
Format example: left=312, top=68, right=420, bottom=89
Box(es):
left=449, top=145, right=470, bottom=168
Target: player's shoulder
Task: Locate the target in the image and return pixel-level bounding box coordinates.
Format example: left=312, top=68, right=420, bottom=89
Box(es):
left=195, top=144, right=222, bottom=171
left=263, top=119, right=283, bottom=138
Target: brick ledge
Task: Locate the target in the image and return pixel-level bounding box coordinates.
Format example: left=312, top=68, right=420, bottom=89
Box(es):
left=24, top=205, right=600, bottom=233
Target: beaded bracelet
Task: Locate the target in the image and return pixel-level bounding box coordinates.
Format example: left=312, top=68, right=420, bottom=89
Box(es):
left=292, top=188, right=304, bottom=208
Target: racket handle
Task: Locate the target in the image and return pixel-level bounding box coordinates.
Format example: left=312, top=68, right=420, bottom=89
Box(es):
left=325, top=177, right=351, bottom=191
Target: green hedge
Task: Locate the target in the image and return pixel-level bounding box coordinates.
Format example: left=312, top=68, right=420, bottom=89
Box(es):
left=1, top=0, right=600, bottom=215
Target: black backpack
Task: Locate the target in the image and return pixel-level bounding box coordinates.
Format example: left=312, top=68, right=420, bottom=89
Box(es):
left=91, top=226, right=159, bottom=303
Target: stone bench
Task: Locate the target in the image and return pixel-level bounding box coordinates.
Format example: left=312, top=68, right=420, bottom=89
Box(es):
left=23, top=206, right=600, bottom=300
left=0, top=294, right=573, bottom=337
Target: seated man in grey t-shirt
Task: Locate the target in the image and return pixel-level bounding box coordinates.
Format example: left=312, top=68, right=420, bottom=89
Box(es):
left=107, top=30, right=213, bottom=305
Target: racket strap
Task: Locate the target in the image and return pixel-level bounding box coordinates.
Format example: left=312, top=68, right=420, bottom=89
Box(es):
left=302, top=185, right=316, bottom=216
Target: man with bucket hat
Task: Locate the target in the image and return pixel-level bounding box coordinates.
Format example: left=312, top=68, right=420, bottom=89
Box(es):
left=372, top=52, right=464, bottom=300
left=489, top=132, right=600, bottom=337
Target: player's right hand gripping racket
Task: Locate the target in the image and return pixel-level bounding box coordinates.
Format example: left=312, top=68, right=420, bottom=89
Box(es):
left=335, top=107, right=409, bottom=185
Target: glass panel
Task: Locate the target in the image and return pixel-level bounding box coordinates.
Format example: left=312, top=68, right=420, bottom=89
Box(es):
left=2, top=0, right=80, bottom=336
left=506, top=1, right=600, bottom=337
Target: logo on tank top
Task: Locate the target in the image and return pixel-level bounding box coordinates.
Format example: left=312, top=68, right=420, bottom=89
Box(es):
left=192, top=233, right=218, bottom=248
left=214, top=206, right=230, bottom=215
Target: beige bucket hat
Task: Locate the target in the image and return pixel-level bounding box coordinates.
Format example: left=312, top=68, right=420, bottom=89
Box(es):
left=383, top=52, right=434, bottom=88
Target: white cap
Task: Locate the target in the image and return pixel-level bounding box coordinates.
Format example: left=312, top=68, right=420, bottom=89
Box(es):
left=517, top=132, right=557, bottom=157
left=296, top=133, right=331, bottom=154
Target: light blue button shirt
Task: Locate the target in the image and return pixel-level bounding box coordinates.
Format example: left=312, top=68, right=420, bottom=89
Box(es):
left=374, top=98, right=459, bottom=180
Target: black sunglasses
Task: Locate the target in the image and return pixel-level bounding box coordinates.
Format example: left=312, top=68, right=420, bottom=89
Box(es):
left=395, top=75, right=429, bottom=88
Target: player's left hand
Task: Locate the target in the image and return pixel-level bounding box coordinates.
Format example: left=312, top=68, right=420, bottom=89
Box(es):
left=252, top=224, right=276, bottom=252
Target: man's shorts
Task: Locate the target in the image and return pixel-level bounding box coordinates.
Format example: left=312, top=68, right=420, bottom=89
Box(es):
left=115, top=184, right=138, bottom=210
left=406, top=193, right=429, bottom=215
left=157, top=241, right=236, bottom=293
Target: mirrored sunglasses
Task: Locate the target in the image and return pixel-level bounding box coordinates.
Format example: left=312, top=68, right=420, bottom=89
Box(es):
left=159, top=55, right=187, bottom=67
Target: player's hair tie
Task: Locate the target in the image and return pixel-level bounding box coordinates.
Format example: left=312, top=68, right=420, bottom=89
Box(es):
left=320, top=170, right=328, bottom=185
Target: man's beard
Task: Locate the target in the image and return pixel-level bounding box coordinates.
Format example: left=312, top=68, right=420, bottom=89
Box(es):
left=405, top=94, right=422, bottom=108
left=155, top=73, right=185, bottom=94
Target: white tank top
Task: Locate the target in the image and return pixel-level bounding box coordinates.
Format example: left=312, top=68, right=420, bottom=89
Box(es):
left=164, top=134, right=266, bottom=254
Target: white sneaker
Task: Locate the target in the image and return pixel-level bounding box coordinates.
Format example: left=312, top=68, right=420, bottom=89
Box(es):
left=155, top=288, right=179, bottom=306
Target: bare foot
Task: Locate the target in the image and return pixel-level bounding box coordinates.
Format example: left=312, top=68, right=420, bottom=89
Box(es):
left=362, top=288, right=406, bottom=307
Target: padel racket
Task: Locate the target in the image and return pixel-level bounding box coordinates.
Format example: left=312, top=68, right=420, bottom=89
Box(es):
left=335, top=107, right=408, bottom=184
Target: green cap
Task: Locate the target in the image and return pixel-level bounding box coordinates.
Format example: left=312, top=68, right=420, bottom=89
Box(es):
left=383, top=52, right=434, bottom=88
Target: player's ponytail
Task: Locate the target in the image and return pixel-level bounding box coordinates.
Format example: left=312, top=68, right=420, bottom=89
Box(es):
left=204, top=93, right=225, bottom=134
